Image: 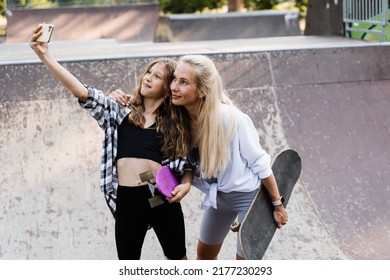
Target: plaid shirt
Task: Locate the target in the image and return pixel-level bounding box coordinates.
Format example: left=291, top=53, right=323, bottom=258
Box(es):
left=79, top=86, right=191, bottom=216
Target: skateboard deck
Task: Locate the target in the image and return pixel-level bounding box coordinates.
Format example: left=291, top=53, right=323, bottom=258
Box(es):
left=238, top=149, right=302, bottom=260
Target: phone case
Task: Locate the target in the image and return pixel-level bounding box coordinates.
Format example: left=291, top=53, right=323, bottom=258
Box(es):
left=37, top=24, right=54, bottom=43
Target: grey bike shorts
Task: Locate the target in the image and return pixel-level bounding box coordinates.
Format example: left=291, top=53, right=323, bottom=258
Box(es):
left=199, top=189, right=258, bottom=257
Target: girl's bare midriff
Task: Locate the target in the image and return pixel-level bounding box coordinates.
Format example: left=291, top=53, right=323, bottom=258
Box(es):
left=117, top=158, right=161, bottom=187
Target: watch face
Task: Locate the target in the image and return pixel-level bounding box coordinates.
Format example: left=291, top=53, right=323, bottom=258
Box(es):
left=281, top=196, right=285, bottom=204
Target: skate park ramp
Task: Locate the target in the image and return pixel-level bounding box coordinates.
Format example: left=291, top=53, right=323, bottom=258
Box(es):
left=5, top=4, right=160, bottom=43
left=1, top=36, right=389, bottom=259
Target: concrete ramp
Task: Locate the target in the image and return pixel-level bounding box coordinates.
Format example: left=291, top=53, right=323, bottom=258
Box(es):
left=0, top=36, right=389, bottom=259
left=154, top=10, right=301, bottom=42
left=274, top=81, right=390, bottom=259
left=6, top=5, right=160, bottom=43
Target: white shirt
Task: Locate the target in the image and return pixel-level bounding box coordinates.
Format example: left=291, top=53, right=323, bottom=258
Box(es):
left=193, top=104, right=272, bottom=209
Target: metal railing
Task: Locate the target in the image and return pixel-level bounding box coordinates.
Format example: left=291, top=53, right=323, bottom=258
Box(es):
left=343, top=0, right=389, bottom=41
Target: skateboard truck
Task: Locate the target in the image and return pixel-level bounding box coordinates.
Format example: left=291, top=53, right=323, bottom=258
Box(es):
left=230, top=221, right=241, bottom=232
left=139, top=170, right=164, bottom=208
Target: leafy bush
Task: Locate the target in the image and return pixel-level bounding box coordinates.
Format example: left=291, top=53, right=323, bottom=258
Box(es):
left=160, top=0, right=227, bottom=14
left=160, top=0, right=306, bottom=14
left=243, top=0, right=280, bottom=10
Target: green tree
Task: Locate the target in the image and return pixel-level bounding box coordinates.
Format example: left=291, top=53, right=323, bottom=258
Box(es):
left=239, top=0, right=307, bottom=14
left=243, top=0, right=280, bottom=10
left=1, top=0, right=5, bottom=16
left=160, top=0, right=307, bottom=14
left=295, top=0, right=307, bottom=17
left=160, top=0, right=227, bottom=13
left=160, top=0, right=227, bottom=14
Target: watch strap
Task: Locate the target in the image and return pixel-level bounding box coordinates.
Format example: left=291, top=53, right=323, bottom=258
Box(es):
left=272, top=196, right=284, bottom=206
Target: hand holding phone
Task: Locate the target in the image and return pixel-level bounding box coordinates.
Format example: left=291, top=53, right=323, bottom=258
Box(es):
left=36, top=23, right=54, bottom=43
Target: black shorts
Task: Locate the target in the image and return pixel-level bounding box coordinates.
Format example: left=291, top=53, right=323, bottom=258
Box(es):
left=115, top=185, right=186, bottom=260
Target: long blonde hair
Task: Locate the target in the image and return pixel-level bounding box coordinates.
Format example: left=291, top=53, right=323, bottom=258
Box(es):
left=179, top=55, right=237, bottom=178
left=129, top=58, right=190, bottom=159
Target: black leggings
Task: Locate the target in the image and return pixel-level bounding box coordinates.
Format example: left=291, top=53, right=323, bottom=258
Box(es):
left=115, top=185, right=186, bottom=260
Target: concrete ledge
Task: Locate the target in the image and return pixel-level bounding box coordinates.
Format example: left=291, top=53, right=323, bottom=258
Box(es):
left=0, top=36, right=374, bottom=65
left=2, top=39, right=388, bottom=102
left=154, top=10, right=301, bottom=42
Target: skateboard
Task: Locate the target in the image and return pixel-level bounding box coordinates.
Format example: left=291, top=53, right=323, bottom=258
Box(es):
left=236, top=149, right=302, bottom=260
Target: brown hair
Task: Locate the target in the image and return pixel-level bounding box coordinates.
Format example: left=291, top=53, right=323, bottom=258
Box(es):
left=128, top=58, right=190, bottom=159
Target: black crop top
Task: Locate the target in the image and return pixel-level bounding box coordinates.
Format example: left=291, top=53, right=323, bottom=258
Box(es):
left=116, top=117, right=164, bottom=164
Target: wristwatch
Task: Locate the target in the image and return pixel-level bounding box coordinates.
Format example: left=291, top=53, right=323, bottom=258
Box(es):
left=272, top=196, right=284, bottom=207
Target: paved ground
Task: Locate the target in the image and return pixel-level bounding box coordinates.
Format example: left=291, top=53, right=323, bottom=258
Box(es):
left=1, top=35, right=389, bottom=260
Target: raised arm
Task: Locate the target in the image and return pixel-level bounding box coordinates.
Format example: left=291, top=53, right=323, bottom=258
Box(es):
left=29, top=24, right=88, bottom=102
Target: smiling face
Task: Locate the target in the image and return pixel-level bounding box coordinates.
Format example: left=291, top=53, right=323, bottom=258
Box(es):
left=140, top=61, right=166, bottom=99
left=170, top=62, right=202, bottom=110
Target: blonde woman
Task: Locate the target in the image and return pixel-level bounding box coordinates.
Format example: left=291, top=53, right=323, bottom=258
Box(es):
left=30, top=25, right=193, bottom=260
left=170, top=55, right=288, bottom=260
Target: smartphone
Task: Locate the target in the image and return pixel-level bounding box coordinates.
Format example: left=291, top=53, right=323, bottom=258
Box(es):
left=36, top=23, right=54, bottom=43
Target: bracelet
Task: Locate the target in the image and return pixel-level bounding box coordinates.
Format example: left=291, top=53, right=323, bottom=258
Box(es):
left=272, top=196, right=284, bottom=206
